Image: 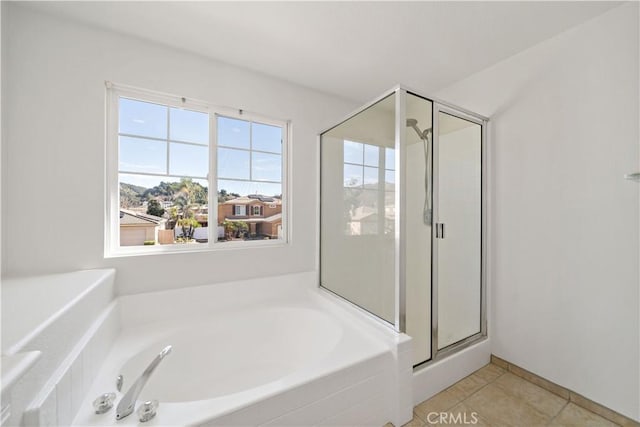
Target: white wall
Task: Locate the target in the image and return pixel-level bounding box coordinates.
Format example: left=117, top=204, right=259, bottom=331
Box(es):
left=1, top=4, right=356, bottom=295
left=438, top=3, right=639, bottom=420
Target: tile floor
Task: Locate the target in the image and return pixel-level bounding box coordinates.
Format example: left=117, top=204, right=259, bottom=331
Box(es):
left=391, top=363, right=621, bottom=427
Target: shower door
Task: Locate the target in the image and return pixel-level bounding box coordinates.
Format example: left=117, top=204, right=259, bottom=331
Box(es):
left=432, top=105, right=485, bottom=357
left=319, top=86, right=487, bottom=368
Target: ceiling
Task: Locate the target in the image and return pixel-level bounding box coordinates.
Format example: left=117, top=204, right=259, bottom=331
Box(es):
left=20, top=1, right=621, bottom=103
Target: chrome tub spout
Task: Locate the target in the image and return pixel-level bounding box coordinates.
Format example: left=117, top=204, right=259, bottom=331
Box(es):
left=116, top=345, right=172, bottom=420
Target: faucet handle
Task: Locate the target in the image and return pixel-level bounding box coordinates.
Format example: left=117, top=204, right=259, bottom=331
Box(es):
left=137, top=400, right=159, bottom=422
left=92, top=392, right=116, bottom=414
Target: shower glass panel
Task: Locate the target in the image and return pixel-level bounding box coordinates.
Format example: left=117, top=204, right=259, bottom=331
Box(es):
left=320, top=94, right=396, bottom=324
left=405, top=93, right=433, bottom=364
left=435, top=110, right=483, bottom=350
left=320, top=86, right=487, bottom=368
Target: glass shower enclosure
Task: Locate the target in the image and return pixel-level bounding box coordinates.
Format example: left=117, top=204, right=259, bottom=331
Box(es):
left=320, top=86, right=487, bottom=366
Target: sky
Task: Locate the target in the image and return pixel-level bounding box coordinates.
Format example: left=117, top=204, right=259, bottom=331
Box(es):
left=118, top=97, right=283, bottom=197
left=343, top=140, right=395, bottom=188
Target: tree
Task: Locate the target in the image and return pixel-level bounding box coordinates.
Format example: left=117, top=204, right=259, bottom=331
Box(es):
left=146, top=199, right=165, bottom=217
left=120, top=183, right=145, bottom=208
left=176, top=217, right=200, bottom=242
left=222, top=220, right=248, bottom=239
left=218, top=189, right=241, bottom=202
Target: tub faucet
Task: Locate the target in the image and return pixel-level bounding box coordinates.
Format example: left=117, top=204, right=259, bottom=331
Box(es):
left=116, top=345, right=172, bottom=420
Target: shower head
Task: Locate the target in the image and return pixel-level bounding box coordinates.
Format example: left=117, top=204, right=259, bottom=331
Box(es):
left=406, top=118, right=428, bottom=140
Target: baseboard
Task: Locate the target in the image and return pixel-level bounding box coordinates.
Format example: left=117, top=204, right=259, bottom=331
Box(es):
left=491, top=355, right=639, bottom=427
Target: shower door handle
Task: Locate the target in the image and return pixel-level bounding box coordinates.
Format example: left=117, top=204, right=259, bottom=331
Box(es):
left=435, top=223, right=445, bottom=239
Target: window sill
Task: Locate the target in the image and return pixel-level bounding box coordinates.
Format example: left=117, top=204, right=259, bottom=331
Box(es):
left=104, top=238, right=288, bottom=259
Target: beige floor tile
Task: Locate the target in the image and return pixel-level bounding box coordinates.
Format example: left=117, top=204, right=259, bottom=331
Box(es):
left=492, top=372, right=567, bottom=418
left=474, top=363, right=507, bottom=383
left=465, top=383, right=552, bottom=426
left=424, top=402, right=493, bottom=427
left=550, top=403, right=619, bottom=427
left=447, top=373, right=488, bottom=401
left=414, top=390, right=462, bottom=422
left=402, top=414, right=426, bottom=427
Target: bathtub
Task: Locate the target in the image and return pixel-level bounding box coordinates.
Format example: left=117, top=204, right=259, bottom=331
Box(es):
left=72, top=272, right=413, bottom=426
left=2, top=269, right=116, bottom=427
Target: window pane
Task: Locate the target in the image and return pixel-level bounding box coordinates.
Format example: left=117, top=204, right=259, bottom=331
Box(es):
left=385, top=147, right=395, bottom=170
left=364, top=144, right=379, bottom=167
left=364, top=166, right=378, bottom=186
left=252, top=152, right=281, bottom=182
left=119, top=173, right=166, bottom=191
left=118, top=174, right=208, bottom=209
left=170, top=108, right=208, bottom=144
left=218, top=179, right=282, bottom=197
left=218, top=116, right=250, bottom=149
left=218, top=148, right=250, bottom=180
left=344, top=141, right=363, bottom=164
left=119, top=98, right=167, bottom=139
left=119, top=174, right=152, bottom=209
left=119, top=136, right=167, bottom=174
left=343, top=188, right=378, bottom=236
left=344, top=164, right=362, bottom=187
left=385, top=170, right=395, bottom=186
left=169, top=143, right=208, bottom=178
left=252, top=122, right=282, bottom=153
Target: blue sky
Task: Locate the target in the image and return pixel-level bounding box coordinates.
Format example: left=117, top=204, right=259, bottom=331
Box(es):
left=118, top=98, right=283, bottom=197
left=343, top=140, right=395, bottom=188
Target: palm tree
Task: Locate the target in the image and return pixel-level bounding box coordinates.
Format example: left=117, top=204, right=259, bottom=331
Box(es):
left=172, top=179, right=204, bottom=241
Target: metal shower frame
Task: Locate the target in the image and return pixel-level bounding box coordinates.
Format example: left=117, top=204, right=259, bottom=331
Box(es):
left=318, top=85, right=490, bottom=366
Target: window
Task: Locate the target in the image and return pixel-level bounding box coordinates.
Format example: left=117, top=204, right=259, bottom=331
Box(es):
left=343, top=140, right=394, bottom=236
left=106, top=83, right=288, bottom=255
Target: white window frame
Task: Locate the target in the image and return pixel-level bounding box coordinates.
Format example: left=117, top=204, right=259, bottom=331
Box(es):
left=105, top=82, right=290, bottom=257
left=252, top=205, right=262, bottom=216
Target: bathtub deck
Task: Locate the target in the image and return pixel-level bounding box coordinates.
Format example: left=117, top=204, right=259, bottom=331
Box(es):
left=72, top=272, right=411, bottom=426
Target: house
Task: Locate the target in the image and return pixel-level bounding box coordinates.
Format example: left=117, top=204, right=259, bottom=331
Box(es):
left=218, top=195, right=282, bottom=239
left=119, top=210, right=166, bottom=246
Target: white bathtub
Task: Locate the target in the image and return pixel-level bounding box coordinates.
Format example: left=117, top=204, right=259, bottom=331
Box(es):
left=2, top=269, right=115, bottom=355
left=72, top=272, right=413, bottom=426
left=2, top=269, right=117, bottom=427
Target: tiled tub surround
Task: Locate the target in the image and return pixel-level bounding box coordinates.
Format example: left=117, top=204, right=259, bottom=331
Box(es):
left=73, top=272, right=413, bottom=427
left=1, top=269, right=117, bottom=426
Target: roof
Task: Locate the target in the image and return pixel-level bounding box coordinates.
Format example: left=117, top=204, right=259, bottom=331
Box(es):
left=120, top=210, right=165, bottom=226
left=224, top=213, right=282, bottom=224
left=247, top=194, right=277, bottom=202
left=223, top=195, right=282, bottom=205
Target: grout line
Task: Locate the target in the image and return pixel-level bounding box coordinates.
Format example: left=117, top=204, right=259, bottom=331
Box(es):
left=404, top=361, right=621, bottom=427
left=464, top=364, right=566, bottom=426
left=491, top=356, right=635, bottom=426
left=412, top=361, right=634, bottom=427
left=419, top=365, right=507, bottom=425
left=546, top=401, right=570, bottom=426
